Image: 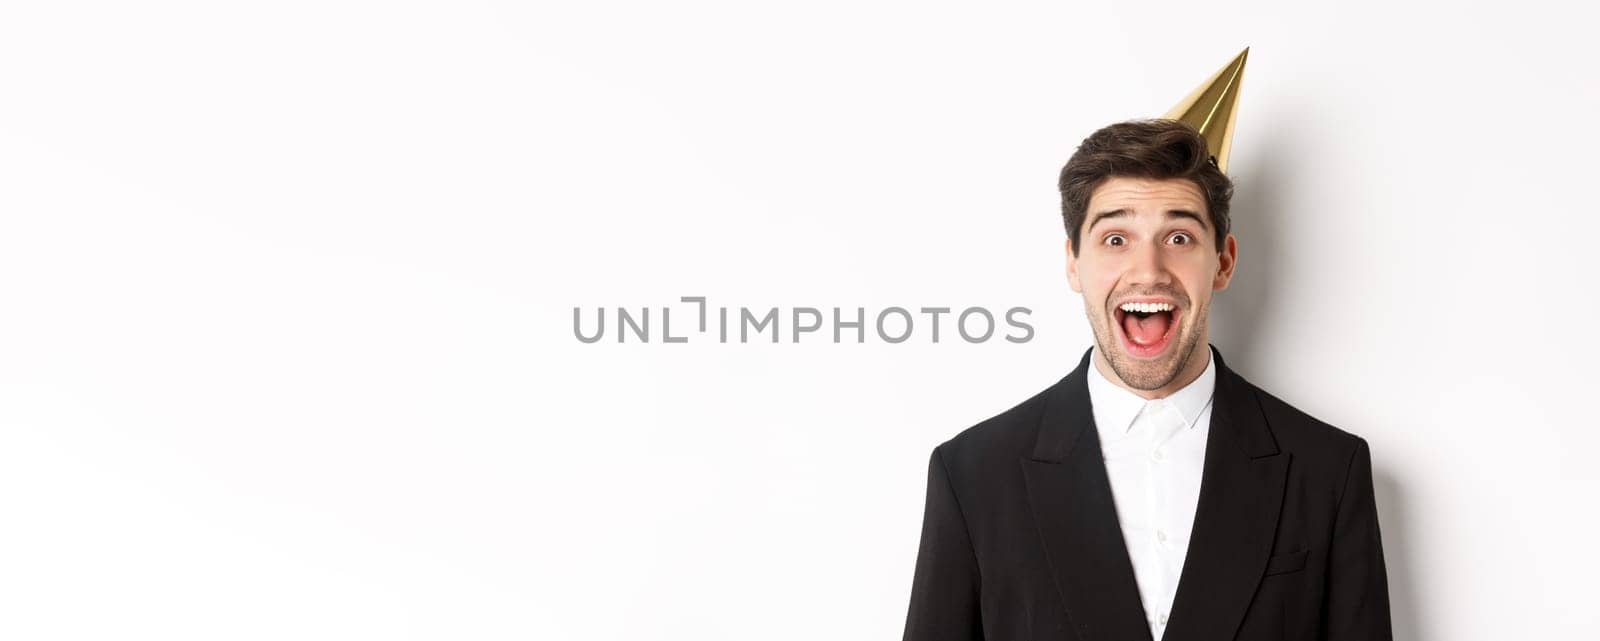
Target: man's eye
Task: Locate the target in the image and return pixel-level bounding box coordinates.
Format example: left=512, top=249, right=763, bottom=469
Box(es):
left=1104, top=234, right=1126, bottom=247
left=1169, top=232, right=1192, bottom=245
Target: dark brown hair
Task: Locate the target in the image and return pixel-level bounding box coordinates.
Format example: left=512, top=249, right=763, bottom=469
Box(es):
left=1058, top=119, right=1233, bottom=254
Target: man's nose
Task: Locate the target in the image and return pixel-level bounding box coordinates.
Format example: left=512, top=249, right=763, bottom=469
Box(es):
left=1126, top=241, right=1173, bottom=286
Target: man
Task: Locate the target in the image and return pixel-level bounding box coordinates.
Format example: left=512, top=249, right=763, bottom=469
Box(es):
left=900, top=53, right=1393, bottom=641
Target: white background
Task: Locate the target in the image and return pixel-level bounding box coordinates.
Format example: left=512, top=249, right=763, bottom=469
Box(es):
left=2, top=1, right=1597, bottom=639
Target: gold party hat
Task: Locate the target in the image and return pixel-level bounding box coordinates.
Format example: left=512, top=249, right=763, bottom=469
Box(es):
left=1164, top=47, right=1248, bottom=173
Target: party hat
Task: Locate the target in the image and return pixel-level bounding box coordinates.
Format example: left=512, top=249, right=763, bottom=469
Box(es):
left=1163, top=48, right=1248, bottom=173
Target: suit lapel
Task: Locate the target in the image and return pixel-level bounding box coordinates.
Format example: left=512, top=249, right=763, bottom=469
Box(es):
left=1162, top=346, right=1287, bottom=641
left=1021, top=347, right=1152, bottom=641
left=1020, top=345, right=1287, bottom=641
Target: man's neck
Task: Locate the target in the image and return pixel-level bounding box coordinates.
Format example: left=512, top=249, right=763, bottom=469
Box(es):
left=1091, top=341, right=1212, bottom=401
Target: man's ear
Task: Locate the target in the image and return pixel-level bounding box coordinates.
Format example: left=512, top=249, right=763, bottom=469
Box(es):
left=1212, top=233, right=1238, bottom=291
left=1065, top=237, right=1082, bottom=293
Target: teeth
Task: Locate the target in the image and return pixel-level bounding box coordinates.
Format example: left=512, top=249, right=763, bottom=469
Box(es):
left=1119, top=302, right=1174, bottom=313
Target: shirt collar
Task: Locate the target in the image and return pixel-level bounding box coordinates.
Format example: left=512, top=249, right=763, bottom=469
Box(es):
left=1085, top=345, right=1217, bottom=439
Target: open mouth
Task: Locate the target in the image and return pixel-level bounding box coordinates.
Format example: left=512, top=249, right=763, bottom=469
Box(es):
left=1112, top=300, right=1181, bottom=359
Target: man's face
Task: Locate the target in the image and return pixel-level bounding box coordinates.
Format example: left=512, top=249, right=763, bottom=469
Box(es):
left=1067, top=176, right=1237, bottom=393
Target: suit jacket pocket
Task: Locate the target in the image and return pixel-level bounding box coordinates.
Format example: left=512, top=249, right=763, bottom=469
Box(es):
left=1263, top=549, right=1308, bottom=576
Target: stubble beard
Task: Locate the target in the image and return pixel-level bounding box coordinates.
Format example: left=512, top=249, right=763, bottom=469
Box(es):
left=1087, top=300, right=1207, bottom=391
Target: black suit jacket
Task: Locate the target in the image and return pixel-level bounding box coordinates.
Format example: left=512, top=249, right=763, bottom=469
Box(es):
left=902, top=345, right=1392, bottom=641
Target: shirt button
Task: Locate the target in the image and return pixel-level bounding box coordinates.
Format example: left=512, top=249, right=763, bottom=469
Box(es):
left=1152, top=450, right=1164, bottom=462
left=1157, top=530, right=1168, bottom=543
left=1159, top=613, right=1169, bottom=625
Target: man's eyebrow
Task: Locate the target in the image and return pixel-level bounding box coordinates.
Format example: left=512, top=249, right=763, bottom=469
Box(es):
left=1085, top=208, right=1210, bottom=233
left=1085, top=208, right=1128, bottom=233
left=1166, top=209, right=1210, bottom=230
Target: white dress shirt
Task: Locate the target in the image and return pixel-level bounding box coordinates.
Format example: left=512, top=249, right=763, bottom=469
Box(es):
left=1085, top=346, right=1216, bottom=641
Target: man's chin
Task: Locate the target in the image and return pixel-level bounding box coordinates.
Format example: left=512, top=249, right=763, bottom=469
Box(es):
left=1109, top=358, right=1180, bottom=390
left=1100, top=334, right=1195, bottom=391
